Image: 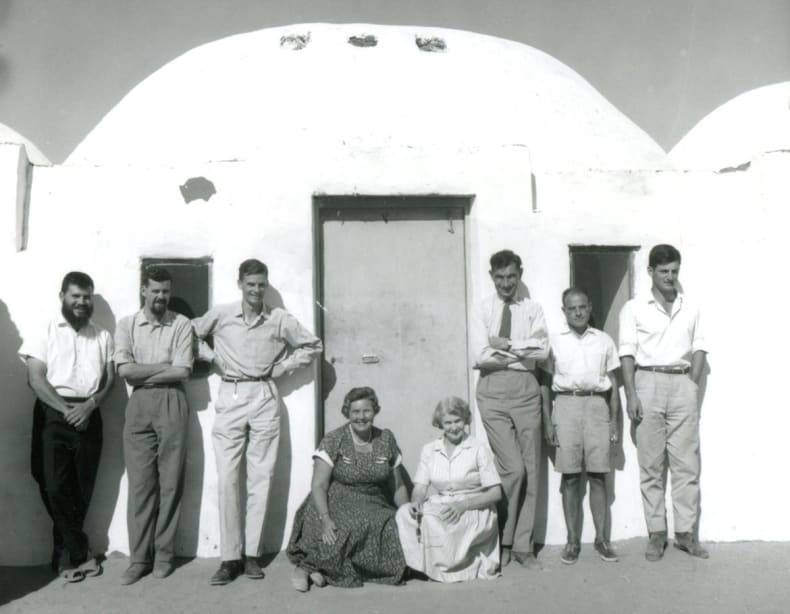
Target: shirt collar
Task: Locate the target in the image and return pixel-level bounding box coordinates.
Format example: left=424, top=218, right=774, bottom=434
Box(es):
left=431, top=434, right=473, bottom=453
left=55, top=312, right=94, bottom=331
left=135, top=309, right=176, bottom=327
left=234, top=301, right=270, bottom=323
left=559, top=325, right=597, bottom=338
left=642, top=290, right=685, bottom=315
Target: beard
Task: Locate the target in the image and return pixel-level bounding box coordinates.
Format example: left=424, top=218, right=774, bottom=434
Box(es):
left=150, top=299, right=168, bottom=315
left=61, top=301, right=93, bottom=329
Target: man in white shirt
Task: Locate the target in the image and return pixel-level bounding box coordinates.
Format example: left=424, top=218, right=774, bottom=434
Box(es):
left=619, top=244, right=709, bottom=561
left=472, top=249, right=549, bottom=568
left=540, top=288, right=620, bottom=565
left=19, top=272, right=115, bottom=581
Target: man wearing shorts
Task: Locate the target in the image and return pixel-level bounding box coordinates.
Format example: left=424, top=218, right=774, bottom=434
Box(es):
left=540, top=287, right=620, bottom=564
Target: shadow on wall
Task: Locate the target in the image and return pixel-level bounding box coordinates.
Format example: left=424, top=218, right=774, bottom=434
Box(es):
left=82, top=295, right=127, bottom=555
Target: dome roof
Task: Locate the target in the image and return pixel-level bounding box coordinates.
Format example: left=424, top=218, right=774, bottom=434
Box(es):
left=669, top=82, right=790, bottom=170
left=67, top=24, right=667, bottom=172
left=0, top=123, right=50, bottom=165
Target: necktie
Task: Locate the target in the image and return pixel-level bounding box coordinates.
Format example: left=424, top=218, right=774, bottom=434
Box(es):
left=498, top=300, right=512, bottom=339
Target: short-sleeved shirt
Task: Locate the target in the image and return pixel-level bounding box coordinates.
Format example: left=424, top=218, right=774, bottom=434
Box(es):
left=192, top=302, right=322, bottom=379
left=114, top=309, right=193, bottom=369
left=413, top=435, right=501, bottom=496
left=18, top=314, right=114, bottom=397
left=541, top=326, right=620, bottom=393
left=618, top=292, right=707, bottom=367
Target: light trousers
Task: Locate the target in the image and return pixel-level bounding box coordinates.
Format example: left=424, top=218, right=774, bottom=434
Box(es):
left=213, top=379, right=280, bottom=560
left=634, top=370, right=701, bottom=534
left=476, top=369, right=542, bottom=554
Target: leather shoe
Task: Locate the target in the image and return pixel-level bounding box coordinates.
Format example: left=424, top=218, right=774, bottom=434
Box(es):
left=210, top=560, right=243, bottom=585
left=645, top=531, right=668, bottom=562
left=560, top=542, right=580, bottom=565
left=152, top=560, right=174, bottom=579
left=291, top=566, right=309, bottom=592
left=244, top=556, right=265, bottom=579
left=594, top=540, right=619, bottom=562
left=120, top=563, right=152, bottom=586
left=674, top=532, right=709, bottom=559
left=513, top=551, right=541, bottom=570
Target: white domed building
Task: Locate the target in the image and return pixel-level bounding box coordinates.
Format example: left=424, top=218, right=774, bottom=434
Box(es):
left=1, top=24, right=786, bottom=565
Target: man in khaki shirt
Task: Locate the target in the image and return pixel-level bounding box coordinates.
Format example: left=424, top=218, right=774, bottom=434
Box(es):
left=114, top=266, right=194, bottom=584
left=619, top=244, right=709, bottom=562
left=193, top=258, right=322, bottom=585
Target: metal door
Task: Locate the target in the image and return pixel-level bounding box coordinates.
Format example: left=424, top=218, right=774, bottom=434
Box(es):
left=318, top=197, right=470, bottom=474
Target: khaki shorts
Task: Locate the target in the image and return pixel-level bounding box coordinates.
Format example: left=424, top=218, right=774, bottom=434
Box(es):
left=552, top=394, right=611, bottom=474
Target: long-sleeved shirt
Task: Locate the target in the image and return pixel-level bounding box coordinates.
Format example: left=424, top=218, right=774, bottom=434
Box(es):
left=618, top=292, right=707, bottom=367
left=192, top=302, right=322, bottom=379
left=471, top=292, right=550, bottom=371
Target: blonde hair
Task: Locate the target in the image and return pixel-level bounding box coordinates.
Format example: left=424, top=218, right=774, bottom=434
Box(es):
left=431, top=396, right=471, bottom=428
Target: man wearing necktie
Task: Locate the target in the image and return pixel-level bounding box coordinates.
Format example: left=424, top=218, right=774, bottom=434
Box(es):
left=472, top=250, right=550, bottom=569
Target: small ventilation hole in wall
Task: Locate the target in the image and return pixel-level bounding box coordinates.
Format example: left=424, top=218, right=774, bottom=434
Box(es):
left=348, top=34, right=378, bottom=48
left=280, top=32, right=310, bottom=50
left=415, top=36, right=447, bottom=53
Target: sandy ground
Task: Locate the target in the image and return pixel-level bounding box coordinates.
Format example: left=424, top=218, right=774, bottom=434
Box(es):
left=2, top=540, right=790, bottom=614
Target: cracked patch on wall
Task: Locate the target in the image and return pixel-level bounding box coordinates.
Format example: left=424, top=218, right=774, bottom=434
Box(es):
left=179, top=177, right=216, bottom=203
left=348, top=34, right=377, bottom=48
left=718, top=161, right=751, bottom=173
left=280, top=32, right=310, bottom=50
left=416, top=36, right=447, bottom=52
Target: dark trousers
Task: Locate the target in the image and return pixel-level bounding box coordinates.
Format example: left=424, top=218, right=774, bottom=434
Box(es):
left=30, top=398, right=102, bottom=565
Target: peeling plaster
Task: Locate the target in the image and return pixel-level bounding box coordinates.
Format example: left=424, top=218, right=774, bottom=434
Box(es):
left=348, top=34, right=377, bottom=48
left=179, top=176, right=216, bottom=202
left=415, top=36, right=447, bottom=53
left=280, top=32, right=310, bottom=51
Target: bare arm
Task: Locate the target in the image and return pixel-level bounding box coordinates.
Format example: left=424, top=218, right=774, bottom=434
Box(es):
left=392, top=465, right=409, bottom=508
left=439, top=485, right=502, bottom=523
left=690, top=350, right=707, bottom=385
left=607, top=371, right=621, bottom=443
left=117, top=362, right=171, bottom=385
left=538, top=369, right=557, bottom=446
left=621, top=355, right=642, bottom=421
left=26, top=358, right=71, bottom=414
left=310, top=458, right=337, bottom=545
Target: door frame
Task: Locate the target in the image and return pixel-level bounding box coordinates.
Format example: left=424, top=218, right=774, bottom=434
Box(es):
left=312, top=194, right=475, bottom=446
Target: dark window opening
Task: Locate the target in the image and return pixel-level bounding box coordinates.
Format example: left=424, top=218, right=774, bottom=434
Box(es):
left=569, top=246, right=638, bottom=343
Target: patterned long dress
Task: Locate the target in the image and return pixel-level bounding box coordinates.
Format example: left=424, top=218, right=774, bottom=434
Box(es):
left=286, top=424, right=406, bottom=588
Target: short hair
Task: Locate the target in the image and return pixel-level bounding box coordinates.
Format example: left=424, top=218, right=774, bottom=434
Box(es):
left=60, top=271, right=94, bottom=293
left=238, top=259, right=268, bottom=280
left=431, top=396, right=472, bottom=428
left=341, top=386, right=380, bottom=418
left=561, top=286, right=590, bottom=307
left=489, top=249, right=522, bottom=271
left=142, top=265, right=172, bottom=286
left=649, top=244, right=681, bottom=268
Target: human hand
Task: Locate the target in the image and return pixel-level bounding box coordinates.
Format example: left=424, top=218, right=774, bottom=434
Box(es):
left=439, top=502, right=465, bottom=524
left=64, top=401, right=94, bottom=429
left=408, top=503, right=423, bottom=519
left=626, top=396, right=643, bottom=422
left=321, top=515, right=338, bottom=545
left=609, top=421, right=619, bottom=444
left=544, top=423, right=558, bottom=447
left=488, top=336, right=510, bottom=351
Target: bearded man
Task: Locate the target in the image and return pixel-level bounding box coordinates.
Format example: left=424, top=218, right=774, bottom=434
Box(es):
left=20, top=271, right=115, bottom=581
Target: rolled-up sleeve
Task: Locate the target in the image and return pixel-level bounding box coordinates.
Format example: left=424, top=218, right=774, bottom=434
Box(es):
left=691, top=305, right=707, bottom=354
left=18, top=326, right=47, bottom=364
left=511, top=303, right=550, bottom=361
left=618, top=301, right=637, bottom=358
left=171, top=318, right=194, bottom=370
left=413, top=446, right=432, bottom=486
left=279, top=313, right=322, bottom=372
left=605, top=336, right=621, bottom=372
left=113, top=317, right=135, bottom=366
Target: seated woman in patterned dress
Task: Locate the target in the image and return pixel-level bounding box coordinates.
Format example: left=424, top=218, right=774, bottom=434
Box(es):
left=286, top=386, right=409, bottom=590
left=395, top=396, right=502, bottom=582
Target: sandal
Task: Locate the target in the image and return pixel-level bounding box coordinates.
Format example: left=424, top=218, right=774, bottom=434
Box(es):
left=60, top=566, right=85, bottom=583
left=79, top=556, right=102, bottom=577
left=291, top=566, right=309, bottom=592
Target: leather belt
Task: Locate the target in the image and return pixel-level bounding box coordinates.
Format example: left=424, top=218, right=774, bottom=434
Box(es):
left=556, top=390, right=608, bottom=398
left=221, top=376, right=271, bottom=383
left=637, top=365, right=690, bottom=375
